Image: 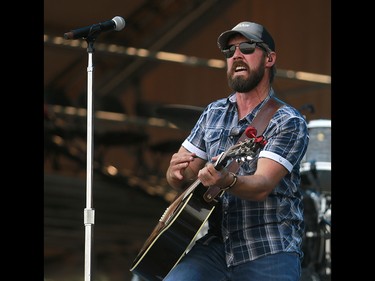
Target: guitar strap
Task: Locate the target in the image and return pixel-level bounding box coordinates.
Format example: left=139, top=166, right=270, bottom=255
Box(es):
left=203, top=96, right=284, bottom=202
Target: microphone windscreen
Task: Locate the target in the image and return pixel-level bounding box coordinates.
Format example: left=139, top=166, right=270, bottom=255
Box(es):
left=112, top=16, right=125, bottom=31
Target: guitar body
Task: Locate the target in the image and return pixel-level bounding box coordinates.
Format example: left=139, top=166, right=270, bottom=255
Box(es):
left=130, top=183, right=218, bottom=281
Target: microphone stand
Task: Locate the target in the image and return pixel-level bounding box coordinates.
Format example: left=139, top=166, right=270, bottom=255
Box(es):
left=63, top=21, right=125, bottom=280
left=83, top=34, right=98, bottom=281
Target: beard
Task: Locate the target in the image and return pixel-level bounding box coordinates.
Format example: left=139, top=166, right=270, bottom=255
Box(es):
left=227, top=61, right=265, bottom=92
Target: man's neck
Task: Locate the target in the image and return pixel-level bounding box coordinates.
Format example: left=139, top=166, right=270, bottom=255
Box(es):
left=235, top=85, right=271, bottom=120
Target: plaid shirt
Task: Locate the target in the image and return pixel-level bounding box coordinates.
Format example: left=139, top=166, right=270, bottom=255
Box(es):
left=182, top=89, right=309, bottom=267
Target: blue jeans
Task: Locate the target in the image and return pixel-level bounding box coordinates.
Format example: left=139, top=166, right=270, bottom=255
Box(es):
left=164, top=238, right=301, bottom=281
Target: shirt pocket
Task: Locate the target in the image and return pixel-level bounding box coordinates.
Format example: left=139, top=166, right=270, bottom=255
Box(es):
left=203, top=128, right=224, bottom=159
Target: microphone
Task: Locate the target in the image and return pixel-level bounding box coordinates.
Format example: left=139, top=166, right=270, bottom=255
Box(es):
left=64, top=16, right=125, bottom=40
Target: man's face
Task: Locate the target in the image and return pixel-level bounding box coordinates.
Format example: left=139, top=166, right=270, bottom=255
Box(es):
left=225, top=35, right=266, bottom=93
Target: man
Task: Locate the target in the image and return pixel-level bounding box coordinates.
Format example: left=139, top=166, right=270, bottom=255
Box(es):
left=164, top=21, right=309, bottom=281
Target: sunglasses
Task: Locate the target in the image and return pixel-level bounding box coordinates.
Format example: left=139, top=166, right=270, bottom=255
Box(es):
left=221, top=41, right=267, bottom=58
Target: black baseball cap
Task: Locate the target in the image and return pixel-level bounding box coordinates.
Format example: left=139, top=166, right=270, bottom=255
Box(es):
left=217, top=21, right=275, bottom=52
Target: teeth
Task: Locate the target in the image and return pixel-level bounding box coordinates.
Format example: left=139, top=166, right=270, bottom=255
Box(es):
left=235, top=66, right=246, bottom=71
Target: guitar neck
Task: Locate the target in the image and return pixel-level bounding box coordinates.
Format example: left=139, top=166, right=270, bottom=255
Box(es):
left=174, top=177, right=198, bottom=200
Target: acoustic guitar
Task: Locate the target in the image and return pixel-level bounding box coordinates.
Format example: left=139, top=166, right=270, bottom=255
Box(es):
left=130, top=127, right=266, bottom=281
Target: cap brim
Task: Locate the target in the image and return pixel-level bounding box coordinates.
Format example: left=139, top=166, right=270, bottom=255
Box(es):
left=217, top=30, right=262, bottom=50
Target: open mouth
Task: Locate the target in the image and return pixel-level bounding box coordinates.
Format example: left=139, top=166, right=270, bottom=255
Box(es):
left=235, top=65, right=247, bottom=73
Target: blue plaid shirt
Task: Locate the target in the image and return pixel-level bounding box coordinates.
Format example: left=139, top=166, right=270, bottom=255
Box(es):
left=182, top=89, right=309, bottom=267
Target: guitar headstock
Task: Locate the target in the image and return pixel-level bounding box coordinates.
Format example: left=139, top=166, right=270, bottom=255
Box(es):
left=215, top=126, right=267, bottom=168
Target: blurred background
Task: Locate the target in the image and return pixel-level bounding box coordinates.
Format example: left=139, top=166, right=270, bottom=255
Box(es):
left=44, top=0, right=331, bottom=280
